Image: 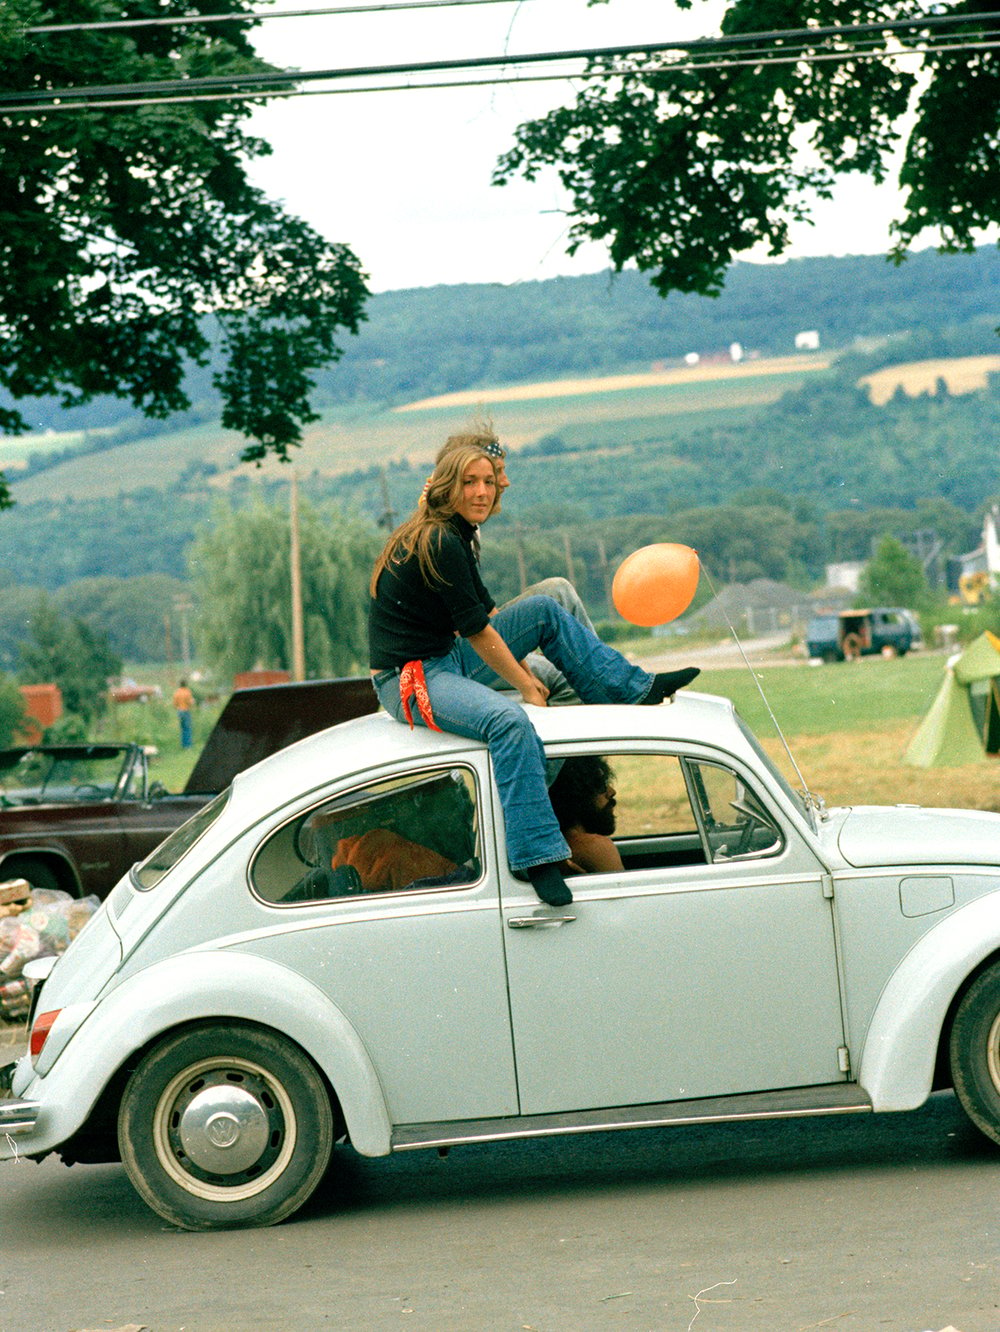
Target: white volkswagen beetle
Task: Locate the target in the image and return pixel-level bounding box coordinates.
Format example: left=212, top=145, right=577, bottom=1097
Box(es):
left=4, top=691, right=1000, bottom=1231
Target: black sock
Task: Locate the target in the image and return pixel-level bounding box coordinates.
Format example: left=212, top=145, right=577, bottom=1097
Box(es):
left=640, top=667, right=700, bottom=705
left=526, top=862, right=573, bottom=906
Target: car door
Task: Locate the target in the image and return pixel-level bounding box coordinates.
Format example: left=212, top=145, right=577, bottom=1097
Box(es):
left=242, top=757, right=520, bottom=1126
left=500, top=747, right=847, bottom=1116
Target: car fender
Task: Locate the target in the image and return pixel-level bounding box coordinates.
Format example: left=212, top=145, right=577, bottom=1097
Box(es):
left=13, top=951, right=393, bottom=1161
left=859, top=895, right=1000, bottom=1110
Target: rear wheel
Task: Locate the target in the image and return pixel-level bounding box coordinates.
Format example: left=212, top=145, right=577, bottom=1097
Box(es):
left=118, top=1023, right=335, bottom=1230
left=950, top=965, right=1000, bottom=1146
left=1, top=857, right=62, bottom=895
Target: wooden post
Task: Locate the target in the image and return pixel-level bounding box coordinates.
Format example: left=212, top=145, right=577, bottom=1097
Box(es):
left=290, top=471, right=305, bottom=681
left=562, top=530, right=575, bottom=586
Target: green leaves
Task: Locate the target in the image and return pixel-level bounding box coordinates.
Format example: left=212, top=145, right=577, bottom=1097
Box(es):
left=857, top=534, right=932, bottom=608
left=16, top=596, right=122, bottom=723
left=0, top=0, right=369, bottom=493
left=189, top=495, right=380, bottom=679
left=495, top=1, right=998, bottom=297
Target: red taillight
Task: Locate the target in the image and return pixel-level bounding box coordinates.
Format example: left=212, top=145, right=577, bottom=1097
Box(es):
left=30, top=1009, right=61, bottom=1060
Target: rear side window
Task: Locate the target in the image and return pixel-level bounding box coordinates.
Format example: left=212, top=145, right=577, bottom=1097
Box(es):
left=251, top=766, right=480, bottom=905
left=133, top=790, right=230, bottom=890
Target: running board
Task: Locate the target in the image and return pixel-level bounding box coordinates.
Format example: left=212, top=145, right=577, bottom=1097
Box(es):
left=391, top=1083, right=872, bottom=1152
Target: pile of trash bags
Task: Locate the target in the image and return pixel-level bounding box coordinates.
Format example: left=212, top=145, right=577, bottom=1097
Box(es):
left=0, top=880, right=99, bottom=1022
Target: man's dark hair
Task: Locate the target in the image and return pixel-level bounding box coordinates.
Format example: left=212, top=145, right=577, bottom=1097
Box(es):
left=548, top=755, right=614, bottom=831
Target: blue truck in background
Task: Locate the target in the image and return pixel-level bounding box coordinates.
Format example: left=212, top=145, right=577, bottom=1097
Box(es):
left=806, top=608, right=922, bottom=662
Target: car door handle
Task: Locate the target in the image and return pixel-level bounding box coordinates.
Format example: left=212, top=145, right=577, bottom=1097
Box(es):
left=507, top=914, right=576, bottom=928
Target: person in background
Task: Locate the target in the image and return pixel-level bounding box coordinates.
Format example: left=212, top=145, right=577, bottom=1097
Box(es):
left=370, top=443, right=697, bottom=908
left=547, top=755, right=624, bottom=874
left=172, top=679, right=195, bottom=749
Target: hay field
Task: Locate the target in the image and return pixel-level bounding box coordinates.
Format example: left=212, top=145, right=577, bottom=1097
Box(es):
left=861, top=354, right=1000, bottom=405
left=396, top=354, right=830, bottom=412
left=759, top=723, right=1000, bottom=813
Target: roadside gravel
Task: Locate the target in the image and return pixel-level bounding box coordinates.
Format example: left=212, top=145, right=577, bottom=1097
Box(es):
left=1, top=1021, right=26, bottom=1054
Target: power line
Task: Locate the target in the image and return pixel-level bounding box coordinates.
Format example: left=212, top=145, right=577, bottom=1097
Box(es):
left=4, top=10, right=998, bottom=112
left=3, top=35, right=996, bottom=116
left=26, top=0, right=527, bottom=37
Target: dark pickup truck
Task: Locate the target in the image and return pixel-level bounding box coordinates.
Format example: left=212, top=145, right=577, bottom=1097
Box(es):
left=0, top=677, right=377, bottom=900
left=806, top=608, right=922, bottom=663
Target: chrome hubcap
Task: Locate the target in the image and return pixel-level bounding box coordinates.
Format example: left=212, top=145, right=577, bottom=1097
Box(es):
left=178, top=1084, right=270, bottom=1175
left=153, top=1056, right=297, bottom=1201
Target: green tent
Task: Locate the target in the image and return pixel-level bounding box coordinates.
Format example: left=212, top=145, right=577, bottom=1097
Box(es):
left=904, top=631, right=1000, bottom=767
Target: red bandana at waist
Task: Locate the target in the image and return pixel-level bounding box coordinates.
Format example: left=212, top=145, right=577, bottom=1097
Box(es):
left=399, top=660, right=442, bottom=732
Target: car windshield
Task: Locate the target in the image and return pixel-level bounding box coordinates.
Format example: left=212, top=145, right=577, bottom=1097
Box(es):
left=0, top=747, right=131, bottom=805
left=133, top=789, right=231, bottom=890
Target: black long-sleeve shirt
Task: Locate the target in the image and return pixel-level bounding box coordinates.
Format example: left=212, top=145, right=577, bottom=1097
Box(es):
left=368, top=515, right=496, bottom=669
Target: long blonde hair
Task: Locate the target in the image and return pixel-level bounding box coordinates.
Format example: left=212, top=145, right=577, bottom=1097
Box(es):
left=370, top=443, right=500, bottom=594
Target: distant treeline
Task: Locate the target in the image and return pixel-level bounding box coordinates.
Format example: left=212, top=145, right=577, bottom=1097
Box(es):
left=4, top=247, right=1000, bottom=445
left=0, top=331, right=995, bottom=645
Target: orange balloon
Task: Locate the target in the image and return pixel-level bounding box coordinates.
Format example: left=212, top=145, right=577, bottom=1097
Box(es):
left=612, top=543, right=700, bottom=627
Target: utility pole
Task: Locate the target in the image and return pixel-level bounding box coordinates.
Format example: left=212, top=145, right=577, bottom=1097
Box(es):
left=172, top=598, right=192, bottom=672
left=289, top=471, right=305, bottom=681
left=515, top=524, right=528, bottom=595
left=596, top=538, right=613, bottom=618
left=562, top=531, right=575, bottom=586
left=377, top=468, right=397, bottom=531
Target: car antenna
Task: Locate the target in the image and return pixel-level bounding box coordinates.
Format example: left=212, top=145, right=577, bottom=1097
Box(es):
left=698, top=563, right=823, bottom=816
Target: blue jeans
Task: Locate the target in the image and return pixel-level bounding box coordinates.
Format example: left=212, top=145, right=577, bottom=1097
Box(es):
left=372, top=595, right=654, bottom=871
left=501, top=576, right=596, bottom=704
left=178, top=710, right=193, bottom=749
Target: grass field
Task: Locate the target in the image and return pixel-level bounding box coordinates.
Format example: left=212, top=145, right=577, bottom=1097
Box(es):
left=696, top=653, right=1000, bottom=813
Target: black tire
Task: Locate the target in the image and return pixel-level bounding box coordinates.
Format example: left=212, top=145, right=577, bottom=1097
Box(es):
left=950, top=965, right=1000, bottom=1146
left=2, top=857, right=62, bottom=895
left=118, top=1023, right=335, bottom=1230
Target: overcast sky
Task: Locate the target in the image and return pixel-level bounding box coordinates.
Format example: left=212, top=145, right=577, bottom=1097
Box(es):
left=245, top=0, right=927, bottom=293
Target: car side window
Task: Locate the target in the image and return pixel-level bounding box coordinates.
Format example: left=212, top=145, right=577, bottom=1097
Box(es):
left=685, top=759, right=783, bottom=862
left=550, top=751, right=782, bottom=876
left=251, top=766, right=481, bottom=905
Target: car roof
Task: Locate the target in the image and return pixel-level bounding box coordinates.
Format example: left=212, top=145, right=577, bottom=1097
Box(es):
left=226, top=690, right=747, bottom=821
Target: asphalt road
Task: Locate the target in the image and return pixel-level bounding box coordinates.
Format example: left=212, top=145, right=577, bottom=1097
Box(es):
left=0, top=1088, right=996, bottom=1332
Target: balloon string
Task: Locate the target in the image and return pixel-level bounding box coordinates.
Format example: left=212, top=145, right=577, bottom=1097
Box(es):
left=696, top=560, right=815, bottom=805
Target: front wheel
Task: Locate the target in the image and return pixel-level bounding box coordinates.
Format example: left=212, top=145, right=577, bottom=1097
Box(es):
left=118, top=1023, right=335, bottom=1230
left=950, top=965, right=1000, bottom=1146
